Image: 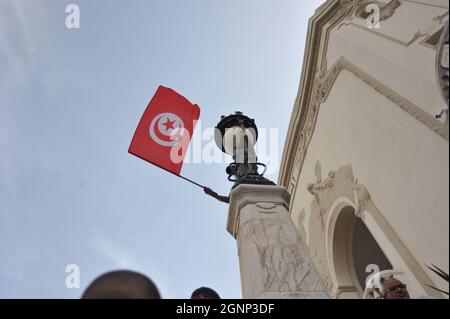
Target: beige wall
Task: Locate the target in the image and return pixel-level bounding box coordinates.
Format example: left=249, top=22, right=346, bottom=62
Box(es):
left=291, top=70, right=448, bottom=297
left=281, top=0, right=449, bottom=298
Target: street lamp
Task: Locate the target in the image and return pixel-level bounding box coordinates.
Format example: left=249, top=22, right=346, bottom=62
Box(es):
left=212, top=112, right=329, bottom=299
left=214, top=111, right=275, bottom=189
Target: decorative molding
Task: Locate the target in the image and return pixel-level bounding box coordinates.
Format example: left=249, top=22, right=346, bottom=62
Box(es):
left=256, top=202, right=277, bottom=210
left=432, top=10, right=449, bottom=24
left=329, top=0, right=363, bottom=26
left=296, top=161, right=445, bottom=299
left=279, top=0, right=362, bottom=188
left=307, top=161, right=370, bottom=220
left=285, top=56, right=449, bottom=194
left=355, top=0, right=401, bottom=21
left=410, top=29, right=429, bottom=45
left=334, top=286, right=360, bottom=298
left=303, top=162, right=372, bottom=292
left=286, top=56, right=449, bottom=196
left=339, top=22, right=429, bottom=47
left=402, top=0, right=450, bottom=10
left=336, top=0, right=402, bottom=31
left=331, top=0, right=403, bottom=26
left=228, top=185, right=291, bottom=238
left=436, top=23, right=449, bottom=108
left=380, top=0, right=401, bottom=20
left=420, top=26, right=446, bottom=50
left=332, top=58, right=448, bottom=139
left=278, top=0, right=449, bottom=299
left=278, top=0, right=449, bottom=189
left=297, top=208, right=307, bottom=244
left=353, top=182, right=371, bottom=218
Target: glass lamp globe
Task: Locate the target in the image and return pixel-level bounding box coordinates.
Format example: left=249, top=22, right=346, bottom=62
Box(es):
left=214, top=112, right=258, bottom=158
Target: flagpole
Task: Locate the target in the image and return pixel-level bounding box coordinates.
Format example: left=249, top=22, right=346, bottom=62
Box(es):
left=177, top=174, right=204, bottom=189
left=128, top=151, right=205, bottom=189
left=157, top=162, right=205, bottom=189
left=163, top=166, right=205, bottom=189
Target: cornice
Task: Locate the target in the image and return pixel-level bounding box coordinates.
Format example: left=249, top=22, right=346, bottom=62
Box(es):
left=279, top=0, right=346, bottom=188
left=278, top=0, right=449, bottom=190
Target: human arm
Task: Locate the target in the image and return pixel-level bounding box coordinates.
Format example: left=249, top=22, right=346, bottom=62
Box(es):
left=203, top=187, right=230, bottom=204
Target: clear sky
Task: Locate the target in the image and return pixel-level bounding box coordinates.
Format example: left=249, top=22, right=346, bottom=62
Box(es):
left=0, top=0, right=325, bottom=298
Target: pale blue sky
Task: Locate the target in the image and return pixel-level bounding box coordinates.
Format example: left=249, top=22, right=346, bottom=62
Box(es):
left=0, top=0, right=325, bottom=298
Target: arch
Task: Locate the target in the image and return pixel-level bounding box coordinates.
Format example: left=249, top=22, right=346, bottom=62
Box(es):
left=301, top=163, right=444, bottom=298
left=325, top=199, right=392, bottom=298
left=325, top=198, right=360, bottom=298
left=324, top=196, right=444, bottom=299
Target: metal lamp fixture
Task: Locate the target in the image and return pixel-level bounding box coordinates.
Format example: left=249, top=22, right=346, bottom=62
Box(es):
left=214, top=111, right=275, bottom=189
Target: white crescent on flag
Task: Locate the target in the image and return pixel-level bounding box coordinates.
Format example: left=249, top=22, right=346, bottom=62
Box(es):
left=149, top=112, right=185, bottom=147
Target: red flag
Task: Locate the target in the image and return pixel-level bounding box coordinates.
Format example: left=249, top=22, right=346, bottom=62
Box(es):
left=128, top=86, right=200, bottom=175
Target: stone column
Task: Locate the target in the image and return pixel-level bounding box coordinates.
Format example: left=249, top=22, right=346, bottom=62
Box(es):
left=227, top=184, right=329, bottom=299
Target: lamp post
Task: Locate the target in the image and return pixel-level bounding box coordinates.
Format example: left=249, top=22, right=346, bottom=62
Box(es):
left=215, top=112, right=329, bottom=299
left=214, top=111, right=275, bottom=189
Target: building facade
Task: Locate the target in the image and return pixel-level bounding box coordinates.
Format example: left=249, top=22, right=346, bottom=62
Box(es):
left=278, top=0, right=449, bottom=298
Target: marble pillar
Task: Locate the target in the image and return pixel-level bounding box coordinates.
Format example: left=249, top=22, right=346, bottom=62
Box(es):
left=227, top=184, right=329, bottom=299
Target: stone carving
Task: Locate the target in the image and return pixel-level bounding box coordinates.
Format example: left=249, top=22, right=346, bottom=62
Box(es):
left=297, top=209, right=307, bottom=243
left=352, top=179, right=371, bottom=218
left=239, top=216, right=327, bottom=294
left=330, top=0, right=363, bottom=26
left=337, top=1, right=424, bottom=47
left=314, top=59, right=346, bottom=104
left=256, top=202, right=277, bottom=210
left=304, top=161, right=374, bottom=290
left=379, top=0, right=401, bottom=20
left=229, top=185, right=329, bottom=298
left=289, top=131, right=307, bottom=195
left=432, top=11, right=449, bottom=25
left=333, top=0, right=401, bottom=30
left=410, top=29, right=428, bottom=44
left=308, top=197, right=332, bottom=289
left=307, top=161, right=371, bottom=216
left=356, top=0, right=401, bottom=21
left=307, top=161, right=335, bottom=196
left=289, top=145, right=303, bottom=194
left=436, top=23, right=449, bottom=108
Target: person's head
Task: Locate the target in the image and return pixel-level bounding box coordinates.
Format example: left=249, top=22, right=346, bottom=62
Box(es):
left=381, top=278, right=410, bottom=299
left=190, top=287, right=220, bottom=299
left=82, top=270, right=161, bottom=299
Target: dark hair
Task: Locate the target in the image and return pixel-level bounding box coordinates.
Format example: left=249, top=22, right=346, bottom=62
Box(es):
left=191, top=287, right=221, bottom=299
left=82, top=270, right=161, bottom=299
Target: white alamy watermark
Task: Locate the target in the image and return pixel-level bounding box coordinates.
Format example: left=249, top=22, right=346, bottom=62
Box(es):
left=149, top=118, right=280, bottom=175
left=365, top=264, right=381, bottom=285
left=365, top=4, right=380, bottom=29
left=65, top=264, right=80, bottom=289
left=65, top=4, right=80, bottom=29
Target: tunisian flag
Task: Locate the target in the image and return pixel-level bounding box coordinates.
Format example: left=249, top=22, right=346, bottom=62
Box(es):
left=128, top=86, right=200, bottom=175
